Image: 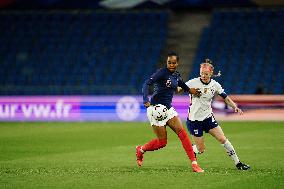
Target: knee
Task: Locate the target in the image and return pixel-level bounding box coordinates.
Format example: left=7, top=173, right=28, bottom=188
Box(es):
left=197, top=146, right=205, bottom=154
left=158, top=139, right=167, bottom=148
left=218, top=136, right=227, bottom=144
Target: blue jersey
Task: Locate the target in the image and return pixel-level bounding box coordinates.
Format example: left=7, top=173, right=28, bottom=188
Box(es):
left=142, top=67, right=190, bottom=109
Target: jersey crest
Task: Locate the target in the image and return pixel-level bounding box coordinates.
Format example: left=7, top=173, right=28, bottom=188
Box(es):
left=166, top=78, right=171, bottom=87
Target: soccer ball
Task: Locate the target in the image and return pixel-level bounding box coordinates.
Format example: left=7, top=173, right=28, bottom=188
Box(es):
left=152, top=104, right=168, bottom=121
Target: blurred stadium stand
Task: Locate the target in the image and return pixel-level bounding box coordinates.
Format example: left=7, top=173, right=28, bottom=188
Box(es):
left=0, top=1, right=283, bottom=95
left=0, top=10, right=168, bottom=95
left=190, top=8, right=284, bottom=94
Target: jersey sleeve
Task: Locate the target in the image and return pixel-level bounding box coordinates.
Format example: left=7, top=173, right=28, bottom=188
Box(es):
left=216, top=82, right=227, bottom=99
left=185, top=79, right=194, bottom=87
left=142, top=69, right=164, bottom=103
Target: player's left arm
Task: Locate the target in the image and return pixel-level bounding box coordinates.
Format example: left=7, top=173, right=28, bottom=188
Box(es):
left=224, top=96, right=243, bottom=115
left=216, top=82, right=243, bottom=115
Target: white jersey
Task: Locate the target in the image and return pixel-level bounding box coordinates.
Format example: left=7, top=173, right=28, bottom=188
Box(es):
left=185, top=78, right=225, bottom=121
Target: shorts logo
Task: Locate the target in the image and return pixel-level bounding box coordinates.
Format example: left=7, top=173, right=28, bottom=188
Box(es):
left=194, top=129, right=198, bottom=135
left=211, top=116, right=218, bottom=125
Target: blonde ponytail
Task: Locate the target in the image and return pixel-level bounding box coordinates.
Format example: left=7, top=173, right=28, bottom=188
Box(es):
left=201, top=58, right=221, bottom=77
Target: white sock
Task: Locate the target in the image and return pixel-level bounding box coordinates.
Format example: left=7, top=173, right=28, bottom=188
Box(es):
left=192, top=144, right=199, bottom=154
left=222, top=139, right=240, bottom=165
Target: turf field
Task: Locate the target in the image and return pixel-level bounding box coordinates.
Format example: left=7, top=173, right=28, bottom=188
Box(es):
left=0, top=121, right=283, bottom=189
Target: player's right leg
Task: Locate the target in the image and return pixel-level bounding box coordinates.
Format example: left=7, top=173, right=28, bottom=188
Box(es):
left=136, top=125, right=167, bottom=167
left=136, top=105, right=171, bottom=167
left=192, top=135, right=205, bottom=155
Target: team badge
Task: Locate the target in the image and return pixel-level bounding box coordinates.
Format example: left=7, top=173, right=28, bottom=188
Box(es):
left=166, top=79, right=171, bottom=87
left=204, top=88, right=208, bottom=93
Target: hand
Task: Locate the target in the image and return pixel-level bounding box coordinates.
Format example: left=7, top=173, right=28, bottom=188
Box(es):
left=189, top=88, right=201, bottom=97
left=234, top=107, right=243, bottom=115
left=144, top=102, right=151, bottom=108
left=176, top=87, right=183, bottom=94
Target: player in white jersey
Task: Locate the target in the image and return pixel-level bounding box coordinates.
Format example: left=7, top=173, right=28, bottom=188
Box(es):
left=182, top=59, right=250, bottom=170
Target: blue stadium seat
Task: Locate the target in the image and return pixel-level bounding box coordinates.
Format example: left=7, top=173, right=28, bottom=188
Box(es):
left=0, top=11, right=168, bottom=95
left=190, top=8, right=284, bottom=94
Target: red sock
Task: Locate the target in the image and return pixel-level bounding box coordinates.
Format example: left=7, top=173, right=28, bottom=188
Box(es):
left=142, top=138, right=167, bottom=152
left=177, top=128, right=196, bottom=162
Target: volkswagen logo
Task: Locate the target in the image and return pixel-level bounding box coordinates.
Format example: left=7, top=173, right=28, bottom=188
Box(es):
left=116, top=96, right=140, bottom=121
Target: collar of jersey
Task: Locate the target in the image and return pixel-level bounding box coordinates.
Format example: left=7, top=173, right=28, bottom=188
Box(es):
left=199, top=78, right=211, bottom=85
left=166, top=67, right=176, bottom=74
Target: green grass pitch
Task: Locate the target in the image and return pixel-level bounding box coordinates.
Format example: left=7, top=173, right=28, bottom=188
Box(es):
left=0, top=121, right=283, bottom=189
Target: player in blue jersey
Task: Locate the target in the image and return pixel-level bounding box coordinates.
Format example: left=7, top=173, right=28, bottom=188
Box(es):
left=135, top=52, right=204, bottom=172
left=183, top=59, right=250, bottom=170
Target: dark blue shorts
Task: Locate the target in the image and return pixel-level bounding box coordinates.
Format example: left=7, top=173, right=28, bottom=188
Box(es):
left=186, top=115, right=219, bottom=137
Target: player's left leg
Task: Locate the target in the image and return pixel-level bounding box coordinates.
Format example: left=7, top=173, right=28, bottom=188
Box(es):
left=185, top=117, right=205, bottom=157
left=167, top=116, right=204, bottom=173
left=209, top=126, right=250, bottom=170
left=167, top=116, right=196, bottom=162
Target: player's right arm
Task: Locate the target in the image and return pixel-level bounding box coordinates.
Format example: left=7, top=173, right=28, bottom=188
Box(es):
left=142, top=69, right=164, bottom=107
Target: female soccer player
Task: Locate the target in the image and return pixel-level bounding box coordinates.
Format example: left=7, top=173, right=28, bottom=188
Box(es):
left=136, top=52, right=204, bottom=172
left=184, top=59, right=250, bottom=170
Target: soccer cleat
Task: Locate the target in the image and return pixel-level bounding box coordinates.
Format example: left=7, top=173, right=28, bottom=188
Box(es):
left=192, top=163, right=204, bottom=173
left=236, top=162, right=250, bottom=170
left=136, top=146, right=144, bottom=167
